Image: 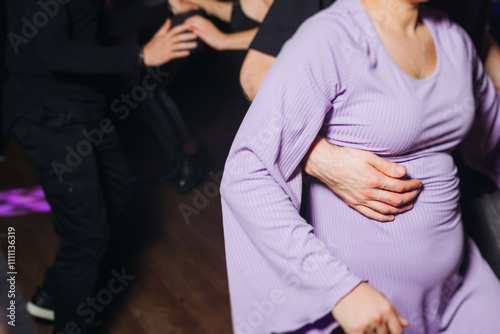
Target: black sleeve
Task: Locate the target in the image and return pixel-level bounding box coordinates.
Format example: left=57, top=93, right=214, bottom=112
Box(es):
left=230, top=2, right=260, bottom=31
left=34, top=3, right=142, bottom=75
left=102, top=3, right=173, bottom=39
left=249, top=0, right=332, bottom=57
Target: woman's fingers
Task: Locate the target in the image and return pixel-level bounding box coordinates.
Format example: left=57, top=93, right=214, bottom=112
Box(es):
left=393, top=308, right=410, bottom=327
left=346, top=184, right=420, bottom=220
left=185, top=16, right=225, bottom=50
left=378, top=175, right=422, bottom=194
left=185, top=15, right=206, bottom=28
left=361, top=196, right=415, bottom=215
left=386, top=314, right=405, bottom=334
left=374, top=323, right=389, bottom=334
left=353, top=205, right=396, bottom=222
left=143, top=18, right=199, bottom=65
left=189, top=26, right=205, bottom=37
left=368, top=187, right=421, bottom=208
left=333, top=283, right=407, bottom=334
left=350, top=196, right=414, bottom=222
left=172, top=32, right=198, bottom=42
left=168, top=22, right=194, bottom=37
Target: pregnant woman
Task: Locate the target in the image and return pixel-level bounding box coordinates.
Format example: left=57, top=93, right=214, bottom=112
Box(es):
left=221, top=0, right=500, bottom=333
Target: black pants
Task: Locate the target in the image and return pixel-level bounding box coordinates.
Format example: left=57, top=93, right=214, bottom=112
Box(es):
left=9, top=105, right=132, bottom=333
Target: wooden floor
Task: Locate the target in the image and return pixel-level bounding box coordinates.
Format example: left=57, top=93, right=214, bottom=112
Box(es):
left=0, top=52, right=248, bottom=334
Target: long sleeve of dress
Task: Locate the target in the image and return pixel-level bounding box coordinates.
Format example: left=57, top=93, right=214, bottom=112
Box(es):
left=220, top=13, right=364, bottom=333
left=459, top=29, right=500, bottom=187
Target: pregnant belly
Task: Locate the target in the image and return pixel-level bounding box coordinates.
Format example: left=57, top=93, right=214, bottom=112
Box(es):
left=305, top=153, right=465, bottom=290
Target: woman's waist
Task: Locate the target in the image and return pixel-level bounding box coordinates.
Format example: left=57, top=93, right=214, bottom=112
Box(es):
left=305, top=179, right=465, bottom=285
left=305, top=153, right=463, bottom=228
left=306, top=187, right=464, bottom=246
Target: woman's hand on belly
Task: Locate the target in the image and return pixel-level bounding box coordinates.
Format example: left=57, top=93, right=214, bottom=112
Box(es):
left=303, top=138, right=422, bottom=222
left=332, top=282, right=409, bottom=334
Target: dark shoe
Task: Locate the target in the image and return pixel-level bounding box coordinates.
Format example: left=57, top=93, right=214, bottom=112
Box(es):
left=175, top=150, right=205, bottom=195
left=27, top=287, right=103, bottom=328
left=27, top=287, right=54, bottom=321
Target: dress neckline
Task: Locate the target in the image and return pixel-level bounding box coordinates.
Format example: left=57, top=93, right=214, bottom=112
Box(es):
left=350, top=0, right=442, bottom=83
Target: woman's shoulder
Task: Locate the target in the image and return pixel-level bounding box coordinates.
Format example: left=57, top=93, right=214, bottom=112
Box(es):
left=421, top=6, right=476, bottom=58
left=269, top=1, right=362, bottom=104
left=297, top=0, right=366, bottom=42
left=421, top=6, right=464, bottom=34
left=284, top=0, right=370, bottom=65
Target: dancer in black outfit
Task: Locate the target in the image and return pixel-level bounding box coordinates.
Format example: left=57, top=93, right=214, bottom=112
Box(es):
left=4, top=0, right=196, bottom=332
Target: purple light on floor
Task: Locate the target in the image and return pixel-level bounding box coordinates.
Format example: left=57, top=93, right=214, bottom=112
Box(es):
left=0, top=186, right=51, bottom=217
left=0, top=204, right=16, bottom=216
left=7, top=194, right=34, bottom=205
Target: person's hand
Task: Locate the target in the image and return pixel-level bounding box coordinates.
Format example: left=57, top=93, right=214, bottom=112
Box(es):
left=303, top=138, right=422, bottom=222
left=332, top=283, right=409, bottom=334
left=186, top=15, right=227, bottom=50
left=143, top=19, right=197, bottom=67
left=168, top=0, right=199, bottom=15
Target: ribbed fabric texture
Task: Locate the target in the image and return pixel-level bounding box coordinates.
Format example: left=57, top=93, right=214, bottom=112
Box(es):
left=221, top=0, right=500, bottom=333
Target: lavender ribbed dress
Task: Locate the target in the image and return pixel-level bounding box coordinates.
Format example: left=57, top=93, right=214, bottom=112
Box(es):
left=221, top=0, right=500, bottom=333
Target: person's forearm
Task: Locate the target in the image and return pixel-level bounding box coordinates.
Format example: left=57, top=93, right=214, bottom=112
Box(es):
left=219, top=28, right=258, bottom=50
left=460, top=34, right=500, bottom=188
left=239, top=48, right=275, bottom=101
left=41, top=42, right=142, bottom=74
left=484, top=33, right=500, bottom=91
left=198, top=0, right=232, bottom=22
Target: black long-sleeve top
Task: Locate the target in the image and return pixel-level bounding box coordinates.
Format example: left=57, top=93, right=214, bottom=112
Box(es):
left=3, top=0, right=172, bottom=130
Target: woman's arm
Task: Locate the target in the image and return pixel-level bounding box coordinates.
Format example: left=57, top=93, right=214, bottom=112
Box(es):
left=221, top=36, right=361, bottom=332
left=483, top=33, right=500, bottom=91
left=239, top=48, right=275, bottom=100
left=459, top=31, right=500, bottom=185
left=186, top=15, right=257, bottom=50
